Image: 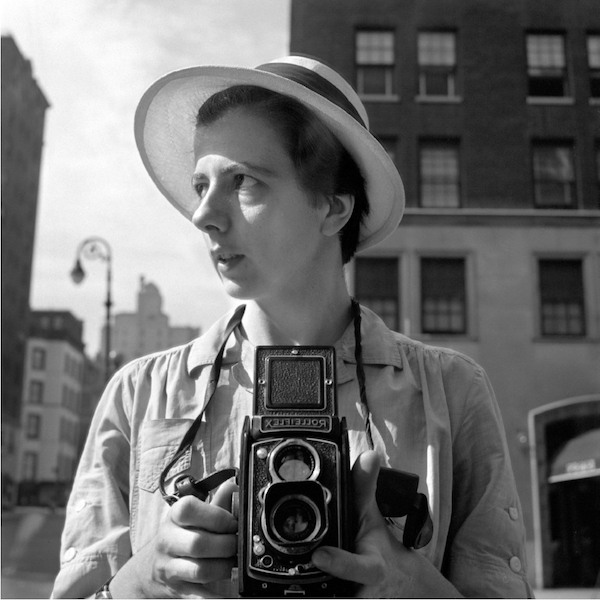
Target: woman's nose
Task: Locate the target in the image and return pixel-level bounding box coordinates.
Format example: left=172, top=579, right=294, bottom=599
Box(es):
left=191, top=186, right=230, bottom=233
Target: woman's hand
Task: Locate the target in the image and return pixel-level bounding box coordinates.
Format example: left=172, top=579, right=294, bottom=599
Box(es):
left=312, top=451, right=462, bottom=599
left=109, top=481, right=238, bottom=599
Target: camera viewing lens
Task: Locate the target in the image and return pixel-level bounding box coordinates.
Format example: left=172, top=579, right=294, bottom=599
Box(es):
left=272, top=495, right=319, bottom=542
left=273, top=443, right=316, bottom=481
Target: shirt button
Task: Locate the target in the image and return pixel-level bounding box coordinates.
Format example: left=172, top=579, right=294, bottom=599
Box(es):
left=509, top=507, right=518, bottom=521
left=75, top=499, right=87, bottom=512
left=64, top=547, right=77, bottom=562
left=509, top=556, right=522, bottom=573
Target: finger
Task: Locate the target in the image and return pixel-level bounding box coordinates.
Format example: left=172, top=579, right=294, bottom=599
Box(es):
left=312, top=546, right=385, bottom=586
left=170, top=527, right=238, bottom=559
left=352, top=450, right=381, bottom=520
left=210, top=480, right=238, bottom=512
left=172, top=494, right=237, bottom=533
left=166, top=556, right=237, bottom=586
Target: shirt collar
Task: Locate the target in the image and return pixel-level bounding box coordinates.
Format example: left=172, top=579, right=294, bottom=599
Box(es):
left=334, top=305, right=403, bottom=383
left=187, top=307, right=245, bottom=376
left=186, top=304, right=403, bottom=379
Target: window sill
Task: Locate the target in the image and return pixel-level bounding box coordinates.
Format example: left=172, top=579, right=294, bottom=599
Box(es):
left=359, top=94, right=400, bottom=103
left=526, top=96, right=574, bottom=105
left=415, top=333, right=478, bottom=343
left=415, top=95, right=462, bottom=104
left=532, top=336, right=596, bottom=343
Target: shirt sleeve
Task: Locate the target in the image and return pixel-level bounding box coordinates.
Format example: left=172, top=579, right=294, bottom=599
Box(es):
left=442, top=361, right=534, bottom=599
left=51, top=369, right=134, bottom=599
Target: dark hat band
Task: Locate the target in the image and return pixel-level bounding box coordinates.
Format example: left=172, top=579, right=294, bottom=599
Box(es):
left=256, top=62, right=367, bottom=128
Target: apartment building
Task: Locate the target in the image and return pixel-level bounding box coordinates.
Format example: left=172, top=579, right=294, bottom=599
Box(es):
left=17, top=312, right=85, bottom=506
left=290, top=0, right=600, bottom=588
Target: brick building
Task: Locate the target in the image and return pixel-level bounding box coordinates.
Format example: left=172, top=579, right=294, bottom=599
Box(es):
left=290, top=0, right=600, bottom=588
left=1, top=35, right=49, bottom=506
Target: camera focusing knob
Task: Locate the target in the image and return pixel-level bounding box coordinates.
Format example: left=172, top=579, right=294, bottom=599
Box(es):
left=252, top=535, right=266, bottom=556
left=256, top=447, right=268, bottom=459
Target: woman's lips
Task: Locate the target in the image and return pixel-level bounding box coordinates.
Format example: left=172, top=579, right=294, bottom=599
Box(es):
left=216, top=253, right=243, bottom=269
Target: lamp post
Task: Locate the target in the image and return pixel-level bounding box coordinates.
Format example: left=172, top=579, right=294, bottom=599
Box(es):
left=70, top=237, right=113, bottom=382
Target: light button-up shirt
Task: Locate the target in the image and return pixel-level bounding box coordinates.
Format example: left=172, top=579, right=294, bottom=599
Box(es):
left=52, top=306, right=533, bottom=598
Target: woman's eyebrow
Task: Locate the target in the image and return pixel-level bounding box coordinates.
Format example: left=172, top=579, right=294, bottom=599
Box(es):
left=193, top=161, right=277, bottom=180
left=223, top=161, right=277, bottom=178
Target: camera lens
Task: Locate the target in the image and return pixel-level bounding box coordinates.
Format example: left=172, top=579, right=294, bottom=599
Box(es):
left=271, top=495, right=319, bottom=542
left=271, top=441, right=318, bottom=481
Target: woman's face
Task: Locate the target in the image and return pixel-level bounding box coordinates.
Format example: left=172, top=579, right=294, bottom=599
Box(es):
left=191, top=107, right=331, bottom=304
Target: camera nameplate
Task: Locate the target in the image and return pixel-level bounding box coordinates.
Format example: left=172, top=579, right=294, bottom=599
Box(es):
left=259, top=415, right=332, bottom=434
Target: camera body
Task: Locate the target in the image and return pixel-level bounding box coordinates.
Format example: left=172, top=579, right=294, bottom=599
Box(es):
left=237, top=346, right=353, bottom=597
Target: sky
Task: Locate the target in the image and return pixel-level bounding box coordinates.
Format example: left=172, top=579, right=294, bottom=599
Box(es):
left=2, top=0, right=291, bottom=356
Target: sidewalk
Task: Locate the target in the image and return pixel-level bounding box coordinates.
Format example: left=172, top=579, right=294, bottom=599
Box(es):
left=1, top=507, right=63, bottom=599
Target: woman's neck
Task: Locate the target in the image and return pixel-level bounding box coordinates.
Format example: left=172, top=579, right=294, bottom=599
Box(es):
left=241, top=275, right=353, bottom=347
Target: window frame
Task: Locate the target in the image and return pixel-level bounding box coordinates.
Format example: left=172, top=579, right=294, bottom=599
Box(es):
left=416, top=30, right=460, bottom=101
left=587, top=33, right=600, bottom=103
left=526, top=32, right=572, bottom=103
left=28, top=380, right=44, bottom=404
left=25, top=413, right=41, bottom=439
left=31, top=347, right=46, bottom=370
left=355, top=29, right=398, bottom=101
left=419, top=139, right=461, bottom=208
left=419, top=256, right=468, bottom=336
left=536, top=257, right=587, bottom=338
left=353, top=255, right=401, bottom=332
left=531, top=140, right=577, bottom=209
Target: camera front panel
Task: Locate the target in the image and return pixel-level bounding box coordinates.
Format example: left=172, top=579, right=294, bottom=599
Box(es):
left=247, top=436, right=342, bottom=577
left=238, top=346, right=353, bottom=597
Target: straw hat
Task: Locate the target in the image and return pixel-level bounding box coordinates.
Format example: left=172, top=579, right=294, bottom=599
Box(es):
left=134, top=55, right=404, bottom=252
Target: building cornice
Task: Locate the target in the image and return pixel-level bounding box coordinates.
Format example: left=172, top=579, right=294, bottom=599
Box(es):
left=401, top=208, right=600, bottom=227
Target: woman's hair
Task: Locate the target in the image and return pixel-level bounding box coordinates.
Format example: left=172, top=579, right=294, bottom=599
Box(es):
left=195, top=85, right=370, bottom=264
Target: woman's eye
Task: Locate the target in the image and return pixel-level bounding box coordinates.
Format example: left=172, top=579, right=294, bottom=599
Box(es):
left=194, top=181, right=209, bottom=198
left=234, top=174, right=258, bottom=191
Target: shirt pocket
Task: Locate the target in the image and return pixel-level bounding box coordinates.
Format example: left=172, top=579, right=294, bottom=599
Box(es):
left=138, top=419, right=194, bottom=493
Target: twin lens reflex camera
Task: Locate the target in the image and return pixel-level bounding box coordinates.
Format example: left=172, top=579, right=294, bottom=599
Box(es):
left=170, top=345, right=433, bottom=597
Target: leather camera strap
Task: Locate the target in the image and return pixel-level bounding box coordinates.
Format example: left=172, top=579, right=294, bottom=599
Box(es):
left=159, top=304, right=246, bottom=504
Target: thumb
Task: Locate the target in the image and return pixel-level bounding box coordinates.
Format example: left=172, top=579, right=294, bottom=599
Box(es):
left=210, top=479, right=239, bottom=513
left=352, top=450, right=381, bottom=524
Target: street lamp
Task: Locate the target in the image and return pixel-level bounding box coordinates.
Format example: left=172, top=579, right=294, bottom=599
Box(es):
left=70, top=237, right=113, bottom=382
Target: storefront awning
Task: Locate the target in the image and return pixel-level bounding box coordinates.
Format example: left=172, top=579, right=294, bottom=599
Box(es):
left=549, top=428, right=600, bottom=483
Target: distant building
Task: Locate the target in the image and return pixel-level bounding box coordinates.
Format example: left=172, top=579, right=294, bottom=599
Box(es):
left=17, top=311, right=85, bottom=506
left=290, top=0, right=600, bottom=589
left=78, top=355, right=105, bottom=457
left=110, top=277, right=200, bottom=365
left=1, top=35, right=49, bottom=507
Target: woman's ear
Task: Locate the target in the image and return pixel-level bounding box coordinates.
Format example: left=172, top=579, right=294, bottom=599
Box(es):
left=321, top=194, right=355, bottom=237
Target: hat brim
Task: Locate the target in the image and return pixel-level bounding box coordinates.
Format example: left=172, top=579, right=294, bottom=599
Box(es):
left=134, top=65, right=405, bottom=252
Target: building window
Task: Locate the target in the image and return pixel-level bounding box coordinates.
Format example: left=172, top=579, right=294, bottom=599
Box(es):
left=26, top=414, right=41, bottom=439
left=22, top=452, right=38, bottom=481
left=31, top=347, right=46, bottom=370
left=532, top=142, right=576, bottom=207
left=356, top=30, right=396, bottom=98
left=419, top=141, right=460, bottom=207
left=354, top=257, right=399, bottom=331
left=539, top=259, right=586, bottom=336
left=421, top=258, right=466, bottom=334
left=28, top=380, right=44, bottom=404
left=588, top=34, right=600, bottom=99
left=418, top=31, right=457, bottom=97
left=527, top=33, right=569, bottom=98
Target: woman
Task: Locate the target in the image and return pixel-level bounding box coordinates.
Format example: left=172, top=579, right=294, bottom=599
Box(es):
left=53, top=56, right=532, bottom=598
